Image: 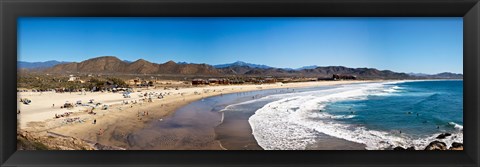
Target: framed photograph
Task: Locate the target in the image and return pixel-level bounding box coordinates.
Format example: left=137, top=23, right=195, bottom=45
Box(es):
left=1, top=0, right=479, bottom=166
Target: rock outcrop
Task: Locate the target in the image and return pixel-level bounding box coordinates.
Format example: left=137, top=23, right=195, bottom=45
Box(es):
left=17, top=130, right=95, bottom=150
left=393, top=146, right=416, bottom=150
left=449, top=142, right=464, bottom=150
left=424, top=141, right=448, bottom=150
left=17, top=130, right=125, bottom=150
left=436, top=133, right=452, bottom=139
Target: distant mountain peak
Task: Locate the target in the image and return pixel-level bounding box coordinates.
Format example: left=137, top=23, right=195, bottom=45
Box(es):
left=177, top=61, right=190, bottom=64
left=91, top=56, right=120, bottom=60
left=133, top=59, right=148, bottom=63
left=296, top=65, right=319, bottom=70
left=18, top=60, right=71, bottom=69
left=214, top=61, right=272, bottom=69
left=164, top=60, right=176, bottom=65
left=407, top=72, right=463, bottom=79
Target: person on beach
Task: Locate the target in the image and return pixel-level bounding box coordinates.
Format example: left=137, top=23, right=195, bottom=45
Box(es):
left=52, top=104, right=55, bottom=108
left=93, top=119, right=96, bottom=124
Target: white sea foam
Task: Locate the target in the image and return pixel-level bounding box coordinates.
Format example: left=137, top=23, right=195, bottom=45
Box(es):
left=218, top=95, right=278, bottom=112
left=448, top=122, right=464, bottom=131
left=331, top=115, right=356, bottom=119
left=248, top=81, right=463, bottom=150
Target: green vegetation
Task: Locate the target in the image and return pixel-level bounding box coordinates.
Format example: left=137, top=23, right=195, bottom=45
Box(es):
left=17, top=74, right=128, bottom=91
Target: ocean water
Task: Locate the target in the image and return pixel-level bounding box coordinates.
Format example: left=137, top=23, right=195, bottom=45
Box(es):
left=242, top=80, right=463, bottom=150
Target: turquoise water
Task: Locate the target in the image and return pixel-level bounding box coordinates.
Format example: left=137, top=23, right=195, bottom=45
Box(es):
left=245, top=80, right=463, bottom=150
left=326, top=80, right=463, bottom=138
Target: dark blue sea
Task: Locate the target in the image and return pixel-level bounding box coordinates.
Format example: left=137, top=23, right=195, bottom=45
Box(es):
left=226, top=80, right=464, bottom=150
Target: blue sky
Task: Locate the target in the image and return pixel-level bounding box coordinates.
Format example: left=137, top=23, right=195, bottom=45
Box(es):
left=18, top=17, right=463, bottom=74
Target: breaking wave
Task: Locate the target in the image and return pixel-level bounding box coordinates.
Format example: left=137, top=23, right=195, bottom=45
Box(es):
left=248, top=81, right=463, bottom=150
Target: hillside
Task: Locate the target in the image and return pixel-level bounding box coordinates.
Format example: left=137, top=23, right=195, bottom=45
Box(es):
left=45, top=56, right=220, bottom=75
left=37, top=56, right=462, bottom=79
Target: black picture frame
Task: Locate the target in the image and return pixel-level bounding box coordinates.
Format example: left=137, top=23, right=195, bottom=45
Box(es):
left=1, top=0, right=479, bottom=166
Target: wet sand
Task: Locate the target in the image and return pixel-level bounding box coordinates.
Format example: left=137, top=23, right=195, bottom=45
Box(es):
left=126, top=98, right=224, bottom=150
left=133, top=86, right=367, bottom=150
left=214, top=90, right=366, bottom=150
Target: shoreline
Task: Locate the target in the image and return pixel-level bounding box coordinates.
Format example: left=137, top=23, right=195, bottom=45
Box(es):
left=213, top=85, right=368, bottom=150
left=215, top=79, right=463, bottom=150
left=18, top=80, right=392, bottom=150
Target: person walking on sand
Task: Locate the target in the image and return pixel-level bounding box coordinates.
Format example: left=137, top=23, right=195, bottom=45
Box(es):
left=93, top=119, right=96, bottom=124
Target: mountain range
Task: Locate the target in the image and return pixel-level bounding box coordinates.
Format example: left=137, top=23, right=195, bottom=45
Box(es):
left=20, top=56, right=463, bottom=79
left=18, top=60, right=70, bottom=69
left=214, top=61, right=272, bottom=69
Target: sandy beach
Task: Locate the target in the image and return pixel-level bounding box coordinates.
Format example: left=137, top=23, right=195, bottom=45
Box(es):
left=18, top=80, right=381, bottom=150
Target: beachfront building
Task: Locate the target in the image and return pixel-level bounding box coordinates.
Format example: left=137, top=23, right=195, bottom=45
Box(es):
left=246, top=78, right=258, bottom=83
left=68, top=75, right=78, bottom=82
left=218, top=78, right=230, bottom=85
left=192, top=78, right=230, bottom=85
left=264, top=78, right=277, bottom=83
left=208, top=78, right=220, bottom=85
left=192, top=79, right=207, bottom=85
left=228, top=79, right=245, bottom=84
left=277, top=78, right=292, bottom=83
left=333, top=74, right=357, bottom=80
